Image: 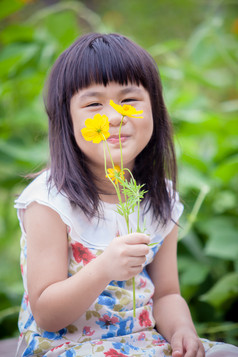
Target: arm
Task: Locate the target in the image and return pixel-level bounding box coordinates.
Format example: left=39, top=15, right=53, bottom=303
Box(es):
left=147, top=224, right=205, bottom=357
left=25, top=202, right=150, bottom=332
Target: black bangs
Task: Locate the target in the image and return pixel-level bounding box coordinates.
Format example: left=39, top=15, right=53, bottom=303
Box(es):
left=63, top=33, right=151, bottom=96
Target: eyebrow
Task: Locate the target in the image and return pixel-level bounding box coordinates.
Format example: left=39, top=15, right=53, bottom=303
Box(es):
left=78, top=86, right=142, bottom=101
left=119, top=86, right=142, bottom=95
left=78, top=91, right=104, bottom=100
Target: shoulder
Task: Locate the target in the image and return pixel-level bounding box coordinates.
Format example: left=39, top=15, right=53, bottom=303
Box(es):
left=14, top=171, right=99, bottom=246
left=15, top=170, right=64, bottom=207
left=24, top=201, right=67, bottom=247
left=14, top=170, right=78, bottom=235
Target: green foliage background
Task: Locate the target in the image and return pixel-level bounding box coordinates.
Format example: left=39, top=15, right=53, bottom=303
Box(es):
left=0, top=0, right=237, bottom=345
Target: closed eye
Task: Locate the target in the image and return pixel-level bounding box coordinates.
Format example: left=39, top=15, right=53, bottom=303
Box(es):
left=86, top=102, right=102, bottom=107
left=122, top=98, right=137, bottom=104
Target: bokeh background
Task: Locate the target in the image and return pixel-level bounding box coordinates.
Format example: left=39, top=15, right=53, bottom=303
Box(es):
left=0, top=0, right=238, bottom=344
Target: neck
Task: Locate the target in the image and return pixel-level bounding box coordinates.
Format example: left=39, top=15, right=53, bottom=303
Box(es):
left=86, top=160, right=134, bottom=204
left=98, top=179, right=128, bottom=204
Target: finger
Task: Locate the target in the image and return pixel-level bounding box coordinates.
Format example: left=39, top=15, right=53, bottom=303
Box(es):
left=171, top=336, right=184, bottom=357
left=197, top=344, right=205, bottom=357
left=129, top=255, right=147, bottom=266
left=124, top=233, right=150, bottom=245
left=127, top=265, right=144, bottom=277
left=184, top=340, right=203, bottom=357
left=184, top=345, right=196, bottom=357
left=127, top=243, right=150, bottom=256
left=172, top=351, right=183, bottom=357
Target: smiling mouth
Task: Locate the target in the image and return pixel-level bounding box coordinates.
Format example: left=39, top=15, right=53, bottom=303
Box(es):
left=107, top=135, right=128, bottom=143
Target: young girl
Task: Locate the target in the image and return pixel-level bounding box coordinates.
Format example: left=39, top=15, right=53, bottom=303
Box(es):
left=15, top=33, right=237, bottom=357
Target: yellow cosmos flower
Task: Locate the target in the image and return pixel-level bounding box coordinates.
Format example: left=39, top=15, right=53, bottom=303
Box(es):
left=81, top=114, right=110, bottom=144
left=109, top=100, right=143, bottom=118
left=106, top=165, right=125, bottom=184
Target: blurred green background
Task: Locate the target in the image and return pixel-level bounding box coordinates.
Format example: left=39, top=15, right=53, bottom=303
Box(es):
left=0, top=0, right=238, bottom=345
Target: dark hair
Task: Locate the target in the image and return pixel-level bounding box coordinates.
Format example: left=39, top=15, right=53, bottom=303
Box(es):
left=45, top=33, right=177, bottom=225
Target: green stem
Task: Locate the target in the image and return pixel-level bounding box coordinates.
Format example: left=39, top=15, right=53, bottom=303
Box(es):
left=137, top=198, right=140, bottom=232
left=122, top=164, right=141, bottom=317
left=123, top=168, right=134, bottom=180
left=102, top=141, right=120, bottom=199
left=179, top=184, right=210, bottom=240
left=119, top=116, right=124, bottom=172
left=104, top=122, right=136, bottom=317
left=104, top=140, right=115, bottom=170
left=125, top=220, right=136, bottom=317
left=103, top=140, right=123, bottom=207
left=134, top=189, right=141, bottom=316
left=0, top=306, right=20, bottom=320
left=118, top=116, right=131, bottom=231
left=122, top=168, right=142, bottom=233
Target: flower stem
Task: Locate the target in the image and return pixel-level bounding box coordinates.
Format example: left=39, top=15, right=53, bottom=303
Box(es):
left=137, top=199, right=140, bottom=232
left=119, top=117, right=124, bottom=172
left=179, top=184, right=209, bottom=240
left=118, top=116, right=130, bottom=231
left=104, top=119, right=138, bottom=318
left=102, top=141, right=120, bottom=199
left=105, top=140, right=115, bottom=170
left=103, top=140, right=124, bottom=207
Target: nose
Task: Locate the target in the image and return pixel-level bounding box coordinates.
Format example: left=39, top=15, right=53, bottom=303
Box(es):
left=107, top=107, right=127, bottom=127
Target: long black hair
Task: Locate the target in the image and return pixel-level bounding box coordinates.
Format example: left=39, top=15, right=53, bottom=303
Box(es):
left=45, top=33, right=177, bottom=225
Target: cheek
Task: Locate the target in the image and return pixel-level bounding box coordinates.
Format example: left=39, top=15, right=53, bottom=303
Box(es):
left=72, top=120, right=89, bottom=153
left=73, top=120, right=87, bottom=148
left=76, top=138, right=92, bottom=156
left=142, top=116, right=153, bottom=143
left=77, top=139, right=105, bottom=164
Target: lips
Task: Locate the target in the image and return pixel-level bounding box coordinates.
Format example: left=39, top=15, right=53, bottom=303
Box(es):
left=107, top=134, right=129, bottom=143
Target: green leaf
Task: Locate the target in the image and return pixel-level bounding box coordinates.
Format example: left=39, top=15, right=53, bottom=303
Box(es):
left=0, top=43, right=39, bottom=78
left=201, top=217, right=238, bottom=260
left=0, top=0, right=24, bottom=21
left=178, top=257, right=209, bottom=286
left=200, top=272, right=238, bottom=308
left=0, top=306, right=20, bottom=322
left=148, top=242, right=158, bottom=247
left=213, top=155, right=238, bottom=183
left=0, top=24, right=34, bottom=44
left=205, top=231, right=238, bottom=260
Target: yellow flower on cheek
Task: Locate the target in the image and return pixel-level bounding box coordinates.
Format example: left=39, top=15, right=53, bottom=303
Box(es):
left=81, top=114, right=110, bottom=143
left=106, top=165, right=125, bottom=185
left=109, top=100, right=143, bottom=118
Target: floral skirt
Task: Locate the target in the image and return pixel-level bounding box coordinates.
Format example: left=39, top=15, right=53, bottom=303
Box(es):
left=17, top=329, right=238, bottom=357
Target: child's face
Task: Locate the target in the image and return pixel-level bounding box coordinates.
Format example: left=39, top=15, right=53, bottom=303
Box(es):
left=70, top=82, right=153, bottom=174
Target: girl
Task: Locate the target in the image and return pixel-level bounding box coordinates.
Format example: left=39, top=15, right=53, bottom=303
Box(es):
left=15, top=33, right=238, bottom=357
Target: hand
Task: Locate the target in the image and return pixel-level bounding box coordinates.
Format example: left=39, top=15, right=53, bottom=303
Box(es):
left=101, top=233, right=150, bottom=281
left=171, top=328, right=205, bottom=357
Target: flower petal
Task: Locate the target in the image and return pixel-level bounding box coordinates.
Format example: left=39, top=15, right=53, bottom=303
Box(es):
left=106, top=165, right=125, bottom=184
left=110, top=100, right=143, bottom=118
left=81, top=114, right=110, bottom=143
